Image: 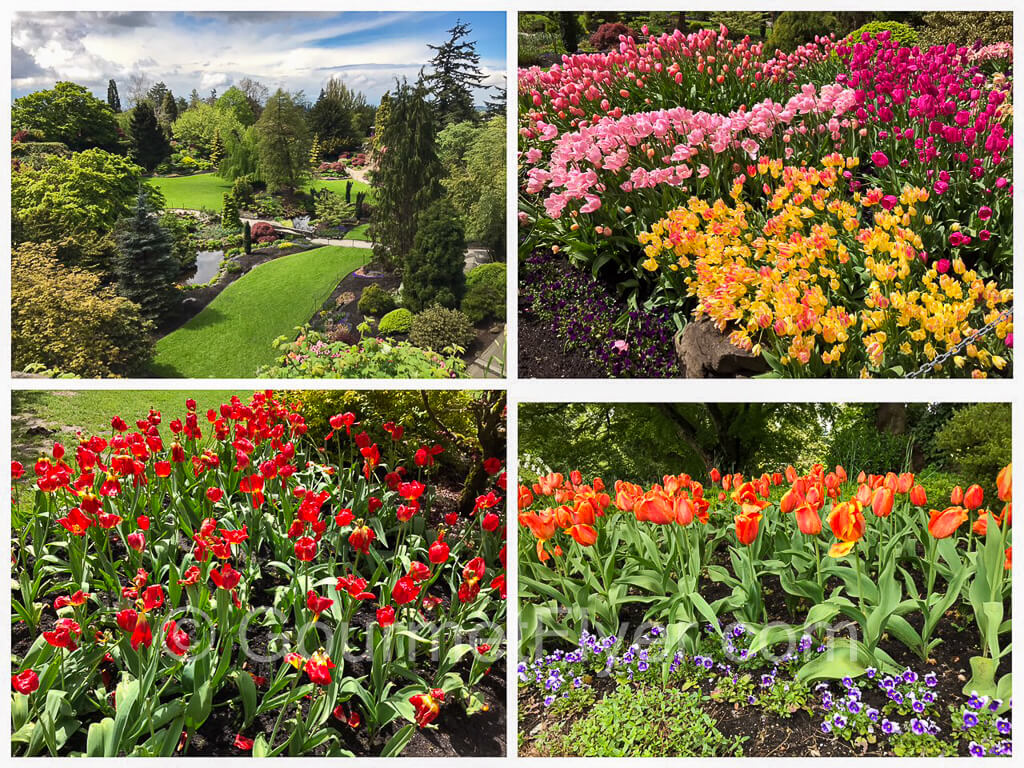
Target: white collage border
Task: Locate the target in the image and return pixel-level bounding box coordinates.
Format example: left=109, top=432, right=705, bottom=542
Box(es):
left=1, top=1, right=1020, bottom=764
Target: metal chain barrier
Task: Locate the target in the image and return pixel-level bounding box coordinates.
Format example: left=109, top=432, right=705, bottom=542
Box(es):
left=906, top=306, right=1013, bottom=378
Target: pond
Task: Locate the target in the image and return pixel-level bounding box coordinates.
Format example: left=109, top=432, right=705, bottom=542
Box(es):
left=187, top=250, right=224, bottom=285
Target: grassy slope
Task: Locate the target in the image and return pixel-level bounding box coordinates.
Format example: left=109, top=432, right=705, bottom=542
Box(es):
left=345, top=223, right=371, bottom=241
left=151, top=246, right=368, bottom=377
left=147, top=174, right=373, bottom=211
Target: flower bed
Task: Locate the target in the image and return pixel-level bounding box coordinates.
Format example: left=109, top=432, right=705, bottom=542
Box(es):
left=11, top=392, right=506, bottom=756
left=519, top=26, right=1014, bottom=377
left=518, top=461, right=1011, bottom=756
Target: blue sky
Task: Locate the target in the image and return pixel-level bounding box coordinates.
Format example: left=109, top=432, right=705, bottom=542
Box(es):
left=12, top=11, right=506, bottom=105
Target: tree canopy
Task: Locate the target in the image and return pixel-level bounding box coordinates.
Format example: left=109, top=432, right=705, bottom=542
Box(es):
left=12, top=81, right=121, bottom=152
left=254, top=89, right=311, bottom=192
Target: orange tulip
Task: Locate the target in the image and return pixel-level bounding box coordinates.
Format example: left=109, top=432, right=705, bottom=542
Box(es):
left=614, top=480, right=642, bottom=512
left=569, top=470, right=583, bottom=486
left=567, top=524, right=597, bottom=547
left=780, top=487, right=803, bottom=514
left=856, top=470, right=867, bottom=484
left=795, top=504, right=822, bottom=535
left=996, top=463, right=1011, bottom=502
left=897, top=472, right=914, bottom=494
left=828, top=501, right=866, bottom=543
left=871, top=487, right=894, bottom=518
left=972, top=510, right=994, bottom=537
left=518, top=485, right=535, bottom=510
left=785, top=465, right=798, bottom=484
left=883, top=472, right=899, bottom=493
left=927, top=506, right=968, bottom=539
left=805, top=485, right=822, bottom=510
left=519, top=510, right=556, bottom=541
left=909, top=484, right=928, bottom=506
left=593, top=477, right=605, bottom=492
left=835, top=465, right=848, bottom=483
left=574, top=499, right=596, bottom=526
left=1004, top=546, right=1012, bottom=570
left=634, top=491, right=674, bottom=525
left=734, top=509, right=761, bottom=545
left=950, top=485, right=964, bottom=505
left=963, top=484, right=984, bottom=511
left=674, top=496, right=695, bottom=526
left=709, top=467, right=721, bottom=484
left=855, top=484, right=872, bottom=506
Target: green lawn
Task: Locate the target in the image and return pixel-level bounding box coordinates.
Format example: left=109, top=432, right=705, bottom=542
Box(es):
left=151, top=246, right=368, bottom=377
left=146, top=174, right=373, bottom=212
left=311, top=177, right=374, bottom=201
left=345, top=223, right=372, bottom=241
left=146, top=173, right=232, bottom=211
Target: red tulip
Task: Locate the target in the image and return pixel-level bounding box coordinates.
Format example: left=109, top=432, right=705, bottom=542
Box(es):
left=376, top=605, right=396, bottom=627
left=306, top=590, right=333, bottom=616
left=428, top=536, right=449, bottom=564
left=996, top=463, right=1011, bottom=502
left=910, top=484, right=928, bottom=506
left=12, top=669, right=39, bottom=694
left=392, top=576, right=420, bottom=605
left=210, top=562, right=242, bottom=590
left=409, top=688, right=445, bottom=727
left=233, top=734, right=254, bottom=751
left=963, top=484, right=984, bottom=511
left=163, top=621, right=190, bottom=656
left=871, top=487, right=894, bottom=518
left=734, top=509, right=761, bottom=545
left=795, top=504, right=821, bottom=535
left=294, top=536, right=317, bottom=562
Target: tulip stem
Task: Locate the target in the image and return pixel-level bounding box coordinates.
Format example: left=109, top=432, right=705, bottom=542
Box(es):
left=853, top=552, right=866, bottom=621
left=268, top=675, right=298, bottom=752
left=813, top=537, right=822, bottom=593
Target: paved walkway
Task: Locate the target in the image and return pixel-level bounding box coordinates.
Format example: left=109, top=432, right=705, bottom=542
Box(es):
left=467, top=326, right=507, bottom=378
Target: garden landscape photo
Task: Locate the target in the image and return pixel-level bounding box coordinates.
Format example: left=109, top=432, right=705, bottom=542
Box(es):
left=10, top=389, right=507, bottom=756
left=11, top=11, right=508, bottom=379
left=518, top=11, right=1014, bottom=378
left=518, top=401, right=1012, bottom=756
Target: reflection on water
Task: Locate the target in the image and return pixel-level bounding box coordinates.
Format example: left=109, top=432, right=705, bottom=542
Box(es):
left=187, top=250, right=224, bottom=285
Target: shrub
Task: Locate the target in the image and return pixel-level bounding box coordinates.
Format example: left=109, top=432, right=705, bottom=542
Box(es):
left=403, top=199, right=467, bottom=312
left=933, top=403, right=1012, bottom=494
left=847, top=21, right=918, bottom=46
left=224, top=260, right=243, bottom=274
left=378, top=308, right=414, bottom=335
left=221, top=191, right=241, bottom=230
left=409, top=305, right=475, bottom=353
left=916, top=11, right=1013, bottom=48
left=231, top=175, right=257, bottom=208
left=461, top=262, right=506, bottom=323
left=250, top=221, right=277, bottom=241
left=357, top=283, right=396, bottom=317
left=590, top=22, right=632, bottom=51
left=766, top=11, right=837, bottom=51
left=12, top=242, right=155, bottom=377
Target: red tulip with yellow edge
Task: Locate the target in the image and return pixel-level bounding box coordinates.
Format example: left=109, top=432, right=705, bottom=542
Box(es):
left=963, top=484, right=984, bottom=511
left=996, top=463, right=1011, bottom=502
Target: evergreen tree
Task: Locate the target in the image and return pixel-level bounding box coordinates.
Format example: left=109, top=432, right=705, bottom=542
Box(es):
left=114, top=190, right=181, bottom=324
left=558, top=12, right=581, bottom=54
left=425, top=20, right=485, bottom=126
left=484, top=80, right=506, bottom=119
left=221, top=192, right=241, bottom=231
left=128, top=102, right=171, bottom=172
left=210, top=129, right=225, bottom=166
left=147, top=82, right=170, bottom=107
left=107, top=79, right=122, bottom=113
left=309, top=133, right=323, bottom=169
left=402, top=199, right=467, bottom=311
left=188, top=89, right=201, bottom=109
left=243, top=221, right=252, bottom=254
left=308, top=77, right=368, bottom=154
left=159, top=91, right=178, bottom=130
left=254, top=89, right=311, bottom=192
left=371, top=77, right=441, bottom=270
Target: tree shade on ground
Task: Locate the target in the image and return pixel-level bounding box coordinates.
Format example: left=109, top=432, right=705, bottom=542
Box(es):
left=150, top=245, right=367, bottom=377
left=145, top=174, right=372, bottom=212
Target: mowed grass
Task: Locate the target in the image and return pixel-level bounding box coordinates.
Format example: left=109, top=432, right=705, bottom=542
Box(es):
left=146, top=173, right=231, bottom=211
left=345, top=222, right=372, bottom=241
left=151, top=246, right=368, bottom=377
left=147, top=174, right=374, bottom=211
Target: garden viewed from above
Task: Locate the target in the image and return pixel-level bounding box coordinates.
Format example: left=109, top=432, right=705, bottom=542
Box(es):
left=518, top=401, right=1011, bottom=757
left=518, top=11, right=1014, bottom=378
left=11, top=11, right=508, bottom=379
left=10, top=389, right=507, bottom=756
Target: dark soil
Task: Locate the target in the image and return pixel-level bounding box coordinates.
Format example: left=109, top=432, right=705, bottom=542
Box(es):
left=518, top=308, right=604, bottom=378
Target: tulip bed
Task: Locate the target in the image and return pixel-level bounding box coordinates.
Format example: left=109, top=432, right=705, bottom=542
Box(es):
left=10, top=392, right=507, bottom=757
left=519, top=26, right=1014, bottom=377
left=518, top=464, right=1012, bottom=756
